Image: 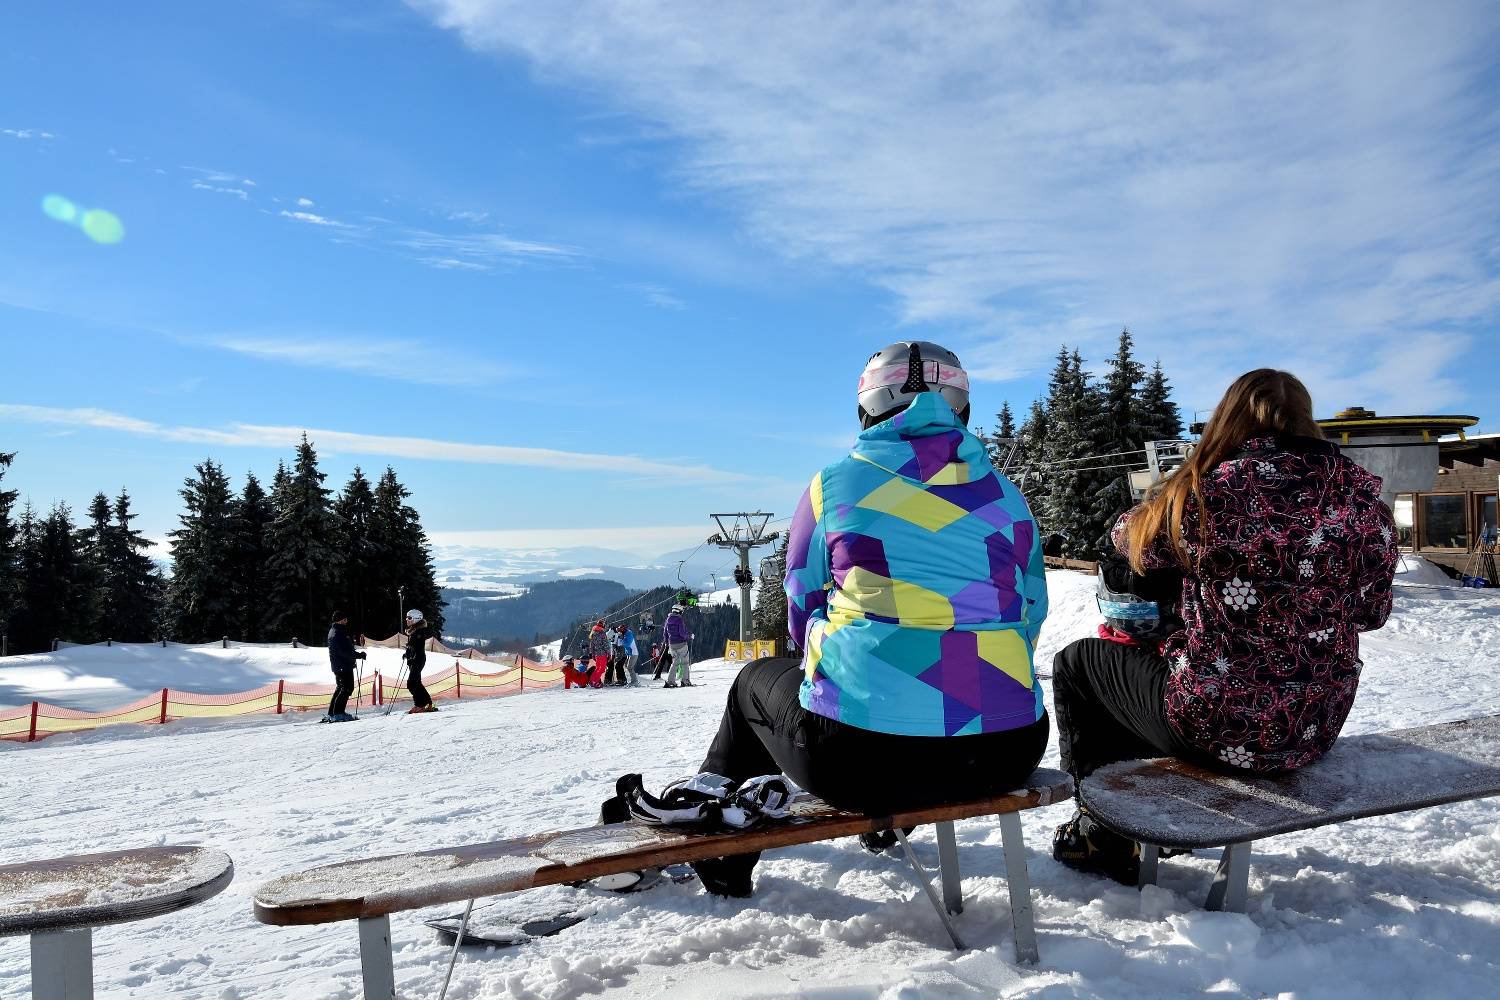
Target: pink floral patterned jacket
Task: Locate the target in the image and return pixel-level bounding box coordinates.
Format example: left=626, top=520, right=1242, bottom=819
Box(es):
left=1117, top=435, right=1399, bottom=773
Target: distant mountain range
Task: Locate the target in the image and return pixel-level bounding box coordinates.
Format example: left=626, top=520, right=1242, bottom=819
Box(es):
left=432, top=540, right=776, bottom=594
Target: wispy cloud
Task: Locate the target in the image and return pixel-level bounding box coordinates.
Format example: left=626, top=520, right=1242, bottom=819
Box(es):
left=415, top=1, right=1500, bottom=406
left=211, top=334, right=510, bottom=387
left=623, top=282, right=686, bottom=310
left=0, top=403, right=751, bottom=486
left=297, top=197, right=315, bottom=207
left=447, top=209, right=492, bottom=224
left=278, top=209, right=356, bottom=228
left=181, top=165, right=253, bottom=185
left=3, top=128, right=55, bottom=140
left=192, top=181, right=249, bottom=200
left=393, top=228, right=580, bottom=268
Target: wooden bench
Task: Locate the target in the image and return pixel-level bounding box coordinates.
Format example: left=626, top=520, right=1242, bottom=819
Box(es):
left=0, top=846, right=234, bottom=1000
left=1079, top=716, right=1500, bottom=912
left=254, top=768, right=1073, bottom=999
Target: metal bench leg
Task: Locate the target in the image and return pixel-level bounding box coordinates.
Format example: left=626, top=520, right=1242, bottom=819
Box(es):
left=998, top=811, right=1040, bottom=965
left=934, top=820, right=963, bottom=914
left=894, top=828, right=967, bottom=951
left=1138, top=843, right=1160, bottom=889
left=1204, top=842, right=1251, bottom=913
left=32, top=928, right=93, bottom=1000
left=437, top=898, right=476, bottom=1000
left=358, top=915, right=396, bottom=1000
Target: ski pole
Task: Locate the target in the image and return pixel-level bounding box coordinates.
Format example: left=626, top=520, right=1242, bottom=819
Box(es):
left=355, top=658, right=364, bottom=718
left=385, top=660, right=409, bottom=715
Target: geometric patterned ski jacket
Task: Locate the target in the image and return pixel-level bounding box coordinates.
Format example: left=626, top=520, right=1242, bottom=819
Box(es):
left=785, top=392, right=1048, bottom=737
left=1117, top=434, right=1399, bottom=773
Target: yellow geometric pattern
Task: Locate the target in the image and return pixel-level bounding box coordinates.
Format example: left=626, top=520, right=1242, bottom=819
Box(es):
left=829, top=566, right=955, bottom=629
left=977, top=629, right=1033, bottom=689
left=855, top=477, right=968, bottom=532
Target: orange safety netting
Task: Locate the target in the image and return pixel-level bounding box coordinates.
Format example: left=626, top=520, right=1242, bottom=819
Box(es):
left=1, top=657, right=564, bottom=744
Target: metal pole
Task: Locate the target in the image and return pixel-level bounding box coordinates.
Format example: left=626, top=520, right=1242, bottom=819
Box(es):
left=738, top=545, right=753, bottom=643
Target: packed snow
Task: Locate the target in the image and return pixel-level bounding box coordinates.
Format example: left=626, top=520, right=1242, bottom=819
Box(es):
left=2, top=570, right=1498, bottom=999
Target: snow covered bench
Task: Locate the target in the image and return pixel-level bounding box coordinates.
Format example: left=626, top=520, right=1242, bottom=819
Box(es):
left=0, top=846, right=234, bottom=1000
left=253, top=768, right=1073, bottom=999
left=1079, top=716, right=1500, bottom=912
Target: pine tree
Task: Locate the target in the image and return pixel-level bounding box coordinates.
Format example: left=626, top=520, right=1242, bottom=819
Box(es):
left=108, top=491, right=164, bottom=640
left=984, top=402, right=1020, bottom=469
left=332, top=467, right=382, bottom=638
left=266, top=435, right=344, bottom=644
left=1138, top=360, right=1184, bottom=443
left=997, top=401, right=1016, bottom=439
left=13, top=504, right=87, bottom=652
left=1089, top=329, right=1149, bottom=550
left=169, top=461, right=242, bottom=641
left=369, top=467, right=443, bottom=639
left=230, top=472, right=274, bottom=641
left=0, top=453, right=17, bottom=642
left=78, top=492, right=115, bottom=640
left=1039, top=347, right=1108, bottom=558
left=751, top=538, right=789, bottom=647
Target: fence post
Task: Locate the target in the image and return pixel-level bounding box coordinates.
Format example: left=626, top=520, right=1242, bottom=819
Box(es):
left=2, top=633, right=6, bottom=657
left=159, top=688, right=169, bottom=725
left=223, top=636, right=229, bottom=649
left=52, top=637, right=59, bottom=652
left=276, top=679, right=285, bottom=715
left=455, top=665, right=461, bottom=700
left=375, top=672, right=382, bottom=706
left=28, top=701, right=38, bottom=742
left=292, top=637, right=299, bottom=649
left=107, top=637, right=112, bottom=647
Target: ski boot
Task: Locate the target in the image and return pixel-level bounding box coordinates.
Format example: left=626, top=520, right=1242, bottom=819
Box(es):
left=1052, top=806, right=1141, bottom=885
left=663, top=680, right=678, bottom=688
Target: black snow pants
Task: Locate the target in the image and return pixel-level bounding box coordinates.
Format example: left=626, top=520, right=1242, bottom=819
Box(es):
left=407, top=658, right=432, bottom=709
left=328, top=667, right=355, bottom=717
left=1050, top=637, right=1203, bottom=786
left=701, top=657, right=1050, bottom=815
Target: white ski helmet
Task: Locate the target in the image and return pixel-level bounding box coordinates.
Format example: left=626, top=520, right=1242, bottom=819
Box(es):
left=857, top=341, right=970, bottom=426
left=406, top=608, right=424, bottom=622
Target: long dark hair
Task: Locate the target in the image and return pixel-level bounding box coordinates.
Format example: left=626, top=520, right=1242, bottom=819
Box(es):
left=1124, top=369, right=1321, bottom=571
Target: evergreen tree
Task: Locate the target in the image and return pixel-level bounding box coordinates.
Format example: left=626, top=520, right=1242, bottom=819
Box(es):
left=108, top=491, right=164, bottom=640
left=266, top=435, right=344, bottom=644
left=0, top=453, right=17, bottom=641
left=77, top=492, right=114, bottom=640
left=997, top=401, right=1016, bottom=439
left=12, top=504, right=87, bottom=652
left=332, top=467, right=382, bottom=638
left=751, top=538, right=790, bottom=648
left=1089, top=329, right=1149, bottom=550
left=169, top=461, right=242, bottom=641
left=983, top=401, right=1020, bottom=469
left=1138, top=360, right=1184, bottom=443
left=369, top=467, right=443, bottom=639
left=230, top=472, right=274, bottom=641
left=1039, top=347, right=1108, bottom=558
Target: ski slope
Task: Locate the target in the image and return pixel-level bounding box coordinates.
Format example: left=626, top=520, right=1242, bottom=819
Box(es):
left=2, top=571, right=1498, bottom=999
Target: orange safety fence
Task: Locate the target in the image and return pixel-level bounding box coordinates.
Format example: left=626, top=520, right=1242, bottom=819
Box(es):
left=0, top=657, right=565, bottom=744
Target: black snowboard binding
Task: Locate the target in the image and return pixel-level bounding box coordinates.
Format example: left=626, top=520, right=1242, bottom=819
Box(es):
left=1052, top=806, right=1142, bottom=885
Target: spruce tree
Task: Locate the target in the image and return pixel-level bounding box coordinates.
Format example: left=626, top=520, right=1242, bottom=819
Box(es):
left=1039, top=348, right=1108, bottom=558
left=230, top=472, right=274, bottom=641
left=751, top=537, right=789, bottom=648
left=109, top=491, right=164, bottom=640
left=370, top=467, right=443, bottom=639
left=1089, top=329, right=1149, bottom=550
left=1139, top=360, right=1184, bottom=443
left=997, top=401, right=1016, bottom=439
left=78, top=492, right=114, bottom=640
left=169, top=461, right=242, bottom=642
left=266, top=435, right=344, bottom=644
left=13, top=504, right=87, bottom=651
left=333, top=467, right=381, bottom=638
left=0, top=453, right=17, bottom=642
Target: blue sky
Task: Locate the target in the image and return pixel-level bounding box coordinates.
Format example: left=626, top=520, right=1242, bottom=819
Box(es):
left=3, top=1, right=1498, bottom=558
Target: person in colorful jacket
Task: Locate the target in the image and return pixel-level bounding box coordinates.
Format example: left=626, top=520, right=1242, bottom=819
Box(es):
left=1051, top=368, right=1399, bottom=883
left=586, top=621, right=611, bottom=688
left=661, top=605, right=694, bottom=687
left=621, top=625, right=640, bottom=687
left=688, top=341, right=1049, bottom=896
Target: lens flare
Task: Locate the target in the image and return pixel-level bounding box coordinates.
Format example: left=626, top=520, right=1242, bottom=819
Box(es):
left=80, top=209, right=125, bottom=244
left=41, top=194, right=78, bottom=223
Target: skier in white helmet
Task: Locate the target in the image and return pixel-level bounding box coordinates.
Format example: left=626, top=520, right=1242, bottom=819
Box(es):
left=403, top=608, right=436, bottom=713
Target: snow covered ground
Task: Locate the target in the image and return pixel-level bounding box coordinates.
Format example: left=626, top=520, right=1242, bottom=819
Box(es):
left=2, top=571, right=1498, bottom=999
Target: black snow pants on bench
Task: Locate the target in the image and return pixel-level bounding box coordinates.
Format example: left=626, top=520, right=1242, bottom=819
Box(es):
left=701, top=657, right=1049, bottom=814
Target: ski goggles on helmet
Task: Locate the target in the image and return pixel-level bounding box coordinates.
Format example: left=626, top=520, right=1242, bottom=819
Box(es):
left=857, top=360, right=969, bottom=396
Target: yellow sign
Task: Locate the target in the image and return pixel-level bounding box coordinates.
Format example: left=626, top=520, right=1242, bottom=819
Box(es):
left=723, top=640, right=779, bottom=661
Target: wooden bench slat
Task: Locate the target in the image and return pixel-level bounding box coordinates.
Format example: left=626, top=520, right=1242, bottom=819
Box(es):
left=0, top=847, right=235, bottom=936
left=254, top=768, right=1073, bottom=926
left=1080, top=716, right=1500, bottom=849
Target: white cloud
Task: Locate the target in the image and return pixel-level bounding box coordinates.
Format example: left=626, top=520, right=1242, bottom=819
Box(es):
left=0, top=403, right=751, bottom=486
left=278, top=209, right=355, bottom=228
left=418, top=257, right=490, bottom=271
left=413, top=1, right=1500, bottom=406
left=192, top=181, right=249, bottom=200
left=431, top=525, right=711, bottom=554
left=211, top=334, right=509, bottom=387
left=297, top=197, right=315, bottom=207
left=623, top=282, right=686, bottom=310
left=2, top=128, right=55, bottom=140
left=447, top=209, right=492, bottom=224
left=395, top=228, right=579, bottom=265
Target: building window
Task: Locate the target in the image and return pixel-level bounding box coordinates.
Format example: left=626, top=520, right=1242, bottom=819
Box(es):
left=1479, top=493, right=1497, bottom=547
left=1392, top=494, right=1414, bottom=549
left=1419, top=494, right=1469, bottom=550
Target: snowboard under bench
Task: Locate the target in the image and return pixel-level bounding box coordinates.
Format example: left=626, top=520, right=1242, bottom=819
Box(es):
left=0, top=846, right=235, bottom=1000
left=254, top=768, right=1073, bottom=999
left=1079, top=715, right=1500, bottom=912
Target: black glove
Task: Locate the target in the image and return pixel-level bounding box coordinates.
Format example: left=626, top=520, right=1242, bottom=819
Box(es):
left=356, top=651, right=367, bottom=660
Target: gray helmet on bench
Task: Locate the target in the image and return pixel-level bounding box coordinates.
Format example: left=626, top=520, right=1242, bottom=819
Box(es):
left=857, top=341, right=970, bottom=427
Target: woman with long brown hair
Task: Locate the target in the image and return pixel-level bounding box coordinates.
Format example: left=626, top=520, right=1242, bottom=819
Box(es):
left=1051, top=369, right=1399, bottom=883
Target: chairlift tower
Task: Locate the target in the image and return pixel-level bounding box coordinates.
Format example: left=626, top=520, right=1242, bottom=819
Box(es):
left=707, top=512, right=780, bottom=643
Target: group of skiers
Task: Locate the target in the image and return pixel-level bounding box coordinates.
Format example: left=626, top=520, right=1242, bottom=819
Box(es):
left=321, top=606, right=435, bottom=721
left=561, top=603, right=696, bottom=689
left=611, top=342, right=1399, bottom=898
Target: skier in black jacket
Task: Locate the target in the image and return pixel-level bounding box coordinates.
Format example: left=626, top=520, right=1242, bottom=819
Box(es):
left=324, top=611, right=366, bottom=722
left=403, top=608, right=436, bottom=713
